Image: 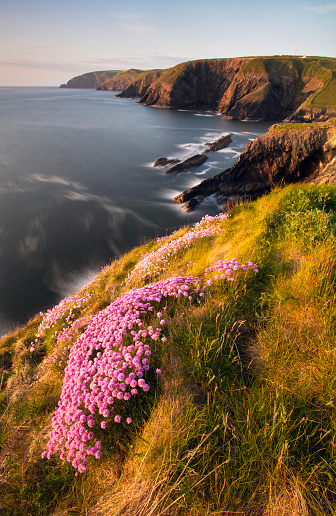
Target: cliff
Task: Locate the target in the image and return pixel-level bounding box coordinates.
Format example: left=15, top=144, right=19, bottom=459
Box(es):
left=60, top=57, right=336, bottom=121
left=118, top=56, right=336, bottom=122
left=174, top=121, right=336, bottom=210
left=60, top=70, right=121, bottom=89
left=116, top=69, right=165, bottom=98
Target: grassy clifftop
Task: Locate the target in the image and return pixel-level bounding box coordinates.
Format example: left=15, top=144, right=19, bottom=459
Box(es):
left=1, top=184, right=336, bottom=515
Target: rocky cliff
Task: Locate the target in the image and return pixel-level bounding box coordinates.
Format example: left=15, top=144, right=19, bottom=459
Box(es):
left=116, top=69, right=165, bottom=98
left=60, top=56, right=336, bottom=121
left=118, top=57, right=336, bottom=122
left=60, top=71, right=121, bottom=89
left=174, top=121, right=336, bottom=210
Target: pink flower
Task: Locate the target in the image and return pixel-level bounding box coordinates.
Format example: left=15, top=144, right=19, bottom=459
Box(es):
left=114, top=415, right=121, bottom=423
left=126, top=417, right=132, bottom=424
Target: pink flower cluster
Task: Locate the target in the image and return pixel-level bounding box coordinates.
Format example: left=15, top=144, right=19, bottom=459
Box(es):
left=204, top=258, right=258, bottom=282
left=42, top=274, right=198, bottom=474
left=42, top=254, right=259, bottom=475
left=127, top=213, right=229, bottom=284
left=36, top=292, right=93, bottom=338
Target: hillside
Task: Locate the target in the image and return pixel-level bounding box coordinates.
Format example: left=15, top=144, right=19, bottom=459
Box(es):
left=1, top=184, right=336, bottom=515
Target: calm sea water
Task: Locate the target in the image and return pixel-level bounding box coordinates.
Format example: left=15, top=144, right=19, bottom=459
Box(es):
left=0, top=87, right=271, bottom=335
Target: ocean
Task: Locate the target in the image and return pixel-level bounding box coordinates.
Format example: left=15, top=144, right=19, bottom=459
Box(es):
left=0, top=87, right=271, bottom=335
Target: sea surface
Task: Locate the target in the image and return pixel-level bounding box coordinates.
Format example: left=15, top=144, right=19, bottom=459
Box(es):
left=0, top=87, right=272, bottom=335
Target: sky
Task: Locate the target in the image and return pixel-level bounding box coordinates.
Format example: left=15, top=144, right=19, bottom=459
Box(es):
left=0, top=0, right=336, bottom=86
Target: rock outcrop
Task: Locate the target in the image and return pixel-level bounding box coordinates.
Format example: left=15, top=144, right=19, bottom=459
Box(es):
left=60, top=71, right=120, bottom=89
left=174, top=122, right=336, bottom=210
left=165, top=153, right=208, bottom=174
left=205, top=133, right=232, bottom=151
left=153, top=157, right=180, bottom=167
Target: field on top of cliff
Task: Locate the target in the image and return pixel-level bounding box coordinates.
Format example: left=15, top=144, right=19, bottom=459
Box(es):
left=1, top=184, right=336, bottom=515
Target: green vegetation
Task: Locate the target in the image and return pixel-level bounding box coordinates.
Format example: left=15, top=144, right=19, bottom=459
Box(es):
left=310, top=73, right=336, bottom=108
left=1, top=184, right=336, bottom=514
left=271, top=118, right=336, bottom=132
left=240, top=58, right=268, bottom=75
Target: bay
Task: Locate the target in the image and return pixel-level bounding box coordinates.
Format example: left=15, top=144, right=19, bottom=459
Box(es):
left=0, top=87, right=271, bottom=335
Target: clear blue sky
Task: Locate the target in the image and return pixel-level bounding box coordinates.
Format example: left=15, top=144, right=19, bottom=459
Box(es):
left=1, top=0, right=336, bottom=86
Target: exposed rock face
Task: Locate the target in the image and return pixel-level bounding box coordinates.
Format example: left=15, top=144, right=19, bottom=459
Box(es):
left=174, top=124, right=336, bottom=210
left=60, top=71, right=120, bottom=89
left=165, top=153, right=208, bottom=174
left=97, top=69, right=146, bottom=91
left=137, top=59, right=250, bottom=109
left=153, top=157, right=180, bottom=167
left=116, top=70, right=165, bottom=98
left=205, top=133, right=232, bottom=151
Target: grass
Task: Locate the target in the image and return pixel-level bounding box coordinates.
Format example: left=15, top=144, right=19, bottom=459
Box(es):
left=271, top=120, right=336, bottom=132
left=1, top=184, right=336, bottom=514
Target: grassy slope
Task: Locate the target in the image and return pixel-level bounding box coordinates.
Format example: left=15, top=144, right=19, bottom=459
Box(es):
left=1, top=184, right=336, bottom=515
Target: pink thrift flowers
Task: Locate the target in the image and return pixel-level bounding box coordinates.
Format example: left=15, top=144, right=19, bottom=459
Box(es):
left=42, top=274, right=200, bottom=474
left=126, top=213, right=228, bottom=284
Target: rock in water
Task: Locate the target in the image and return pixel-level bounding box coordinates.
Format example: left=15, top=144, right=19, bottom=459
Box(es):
left=153, top=157, right=180, bottom=167
left=165, top=153, right=208, bottom=174
left=205, top=133, right=233, bottom=152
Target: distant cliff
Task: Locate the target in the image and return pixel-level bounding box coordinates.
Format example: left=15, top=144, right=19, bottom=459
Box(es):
left=61, top=56, right=336, bottom=122
left=119, top=56, right=336, bottom=122
left=60, top=71, right=121, bottom=89
left=174, top=121, right=336, bottom=210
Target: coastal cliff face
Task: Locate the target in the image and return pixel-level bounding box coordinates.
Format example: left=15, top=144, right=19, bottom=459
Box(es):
left=60, top=71, right=120, bottom=89
left=116, top=69, right=165, bottom=98
left=137, top=58, right=250, bottom=109
left=124, top=57, right=336, bottom=122
left=174, top=122, right=336, bottom=210
left=61, top=56, right=336, bottom=121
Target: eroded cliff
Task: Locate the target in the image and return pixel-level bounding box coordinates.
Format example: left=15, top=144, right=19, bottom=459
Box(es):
left=174, top=122, right=336, bottom=210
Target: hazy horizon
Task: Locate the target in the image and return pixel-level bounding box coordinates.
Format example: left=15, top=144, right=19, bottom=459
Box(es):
left=1, top=0, right=336, bottom=87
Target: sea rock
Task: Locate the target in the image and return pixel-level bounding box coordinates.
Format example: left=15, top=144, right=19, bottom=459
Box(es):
left=165, top=153, right=208, bottom=174
left=174, top=123, right=336, bottom=210
left=153, top=157, right=180, bottom=167
left=205, top=133, right=233, bottom=152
